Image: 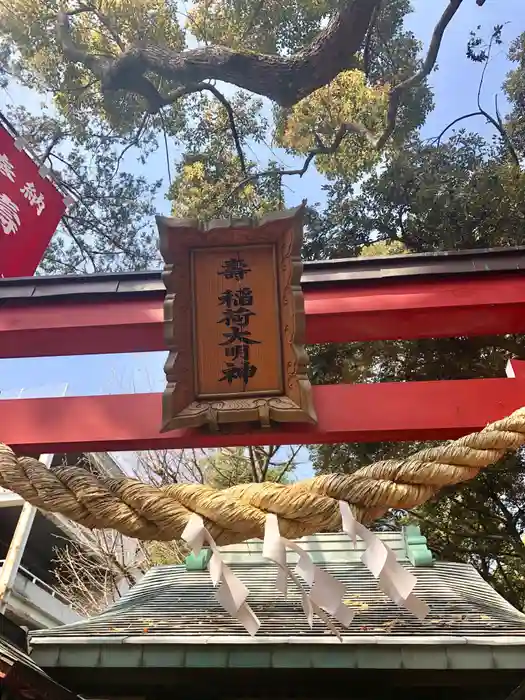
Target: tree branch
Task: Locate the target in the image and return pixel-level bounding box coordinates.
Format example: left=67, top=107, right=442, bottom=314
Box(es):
left=115, top=79, right=248, bottom=175
left=48, top=157, right=139, bottom=255
left=374, top=0, right=464, bottom=151
left=430, top=107, right=521, bottom=167
left=258, top=445, right=278, bottom=482
left=220, top=120, right=374, bottom=205
left=56, top=0, right=381, bottom=109
left=241, top=0, right=265, bottom=43
left=447, top=493, right=508, bottom=525
left=156, top=83, right=247, bottom=175
left=113, top=113, right=149, bottom=177
left=411, top=510, right=508, bottom=541
left=481, top=104, right=521, bottom=167
left=159, top=108, right=172, bottom=186
left=248, top=446, right=260, bottom=482
left=274, top=445, right=302, bottom=484
left=363, top=1, right=381, bottom=81
left=223, top=0, right=473, bottom=202
left=56, top=0, right=486, bottom=200
left=431, top=111, right=484, bottom=144
left=41, top=131, right=65, bottom=164
left=57, top=9, right=113, bottom=70
left=430, top=105, right=520, bottom=167
left=57, top=10, right=167, bottom=112
left=86, top=2, right=126, bottom=51
left=203, top=84, right=247, bottom=176
left=474, top=29, right=521, bottom=167
left=62, top=216, right=98, bottom=271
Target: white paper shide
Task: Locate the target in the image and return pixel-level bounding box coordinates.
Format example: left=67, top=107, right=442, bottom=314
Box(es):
left=182, top=515, right=261, bottom=636
left=182, top=505, right=429, bottom=638
left=339, top=501, right=429, bottom=621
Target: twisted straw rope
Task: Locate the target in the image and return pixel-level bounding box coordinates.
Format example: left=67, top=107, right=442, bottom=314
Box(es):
left=2, top=408, right=525, bottom=545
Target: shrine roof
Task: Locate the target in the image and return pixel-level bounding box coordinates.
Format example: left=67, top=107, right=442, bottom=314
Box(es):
left=30, top=531, right=525, bottom=647
left=2, top=245, right=525, bottom=302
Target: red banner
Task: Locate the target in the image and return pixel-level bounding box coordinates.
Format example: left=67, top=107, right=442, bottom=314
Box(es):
left=0, top=124, right=67, bottom=278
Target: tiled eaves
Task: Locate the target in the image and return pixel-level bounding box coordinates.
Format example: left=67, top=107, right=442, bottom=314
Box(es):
left=2, top=245, right=525, bottom=302
left=30, top=638, right=525, bottom=671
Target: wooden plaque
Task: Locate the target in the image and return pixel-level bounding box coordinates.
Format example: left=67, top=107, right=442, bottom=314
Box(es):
left=158, top=206, right=317, bottom=431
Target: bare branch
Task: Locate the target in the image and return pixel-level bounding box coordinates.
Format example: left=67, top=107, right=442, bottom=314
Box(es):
left=52, top=451, right=195, bottom=616
left=375, top=0, right=464, bottom=151
left=202, top=84, right=247, bottom=176
left=274, top=446, right=303, bottom=483
left=135, top=448, right=206, bottom=486
left=159, top=108, right=172, bottom=186
left=247, top=446, right=260, bottom=482
left=62, top=216, right=98, bottom=271
left=41, top=131, right=65, bottom=163
left=157, top=81, right=247, bottom=175
left=53, top=528, right=152, bottom=616
left=430, top=28, right=520, bottom=166
left=431, top=111, right=484, bottom=144
left=113, top=113, right=149, bottom=177
left=258, top=445, right=277, bottom=482
left=51, top=445, right=302, bottom=615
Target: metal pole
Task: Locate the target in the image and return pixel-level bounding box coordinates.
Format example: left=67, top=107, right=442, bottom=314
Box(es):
left=0, top=453, right=54, bottom=614
left=0, top=383, right=67, bottom=615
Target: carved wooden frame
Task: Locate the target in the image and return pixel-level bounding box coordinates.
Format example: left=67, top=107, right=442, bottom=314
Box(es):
left=158, top=206, right=317, bottom=432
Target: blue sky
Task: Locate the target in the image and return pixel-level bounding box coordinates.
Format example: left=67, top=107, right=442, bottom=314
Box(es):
left=0, top=0, right=523, bottom=475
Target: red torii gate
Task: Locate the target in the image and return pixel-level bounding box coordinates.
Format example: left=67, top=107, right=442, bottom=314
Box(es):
left=2, top=245, right=525, bottom=454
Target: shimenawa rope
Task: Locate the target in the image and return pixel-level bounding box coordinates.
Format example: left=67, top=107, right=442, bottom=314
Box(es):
left=2, top=407, right=525, bottom=545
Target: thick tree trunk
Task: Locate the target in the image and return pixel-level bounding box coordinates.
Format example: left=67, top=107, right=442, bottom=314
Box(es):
left=58, top=0, right=381, bottom=109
